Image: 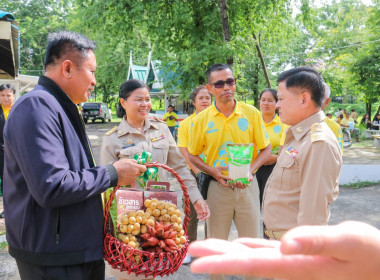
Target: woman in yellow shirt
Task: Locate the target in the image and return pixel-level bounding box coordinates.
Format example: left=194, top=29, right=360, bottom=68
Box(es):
left=177, top=85, right=211, bottom=264
left=256, top=89, right=286, bottom=206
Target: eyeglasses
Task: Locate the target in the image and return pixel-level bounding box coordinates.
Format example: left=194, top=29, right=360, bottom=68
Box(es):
left=211, top=78, right=236, bottom=89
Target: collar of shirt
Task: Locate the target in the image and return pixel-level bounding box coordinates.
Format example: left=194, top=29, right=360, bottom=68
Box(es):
left=262, top=113, right=281, bottom=126
left=289, top=111, right=326, bottom=141
left=210, top=99, right=244, bottom=118
left=116, top=117, right=158, bottom=137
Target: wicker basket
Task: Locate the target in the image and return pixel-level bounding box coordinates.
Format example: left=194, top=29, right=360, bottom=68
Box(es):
left=103, top=162, right=190, bottom=278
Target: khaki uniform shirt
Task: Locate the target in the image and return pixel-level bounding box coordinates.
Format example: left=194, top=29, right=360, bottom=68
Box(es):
left=100, top=117, right=203, bottom=204
left=262, top=111, right=342, bottom=231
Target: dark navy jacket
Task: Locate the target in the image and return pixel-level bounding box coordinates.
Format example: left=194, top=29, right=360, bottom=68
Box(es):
left=3, top=76, right=118, bottom=266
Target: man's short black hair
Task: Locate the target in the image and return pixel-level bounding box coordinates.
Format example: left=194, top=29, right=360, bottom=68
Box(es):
left=168, top=105, right=174, bottom=109
left=277, top=67, right=324, bottom=107
left=0, top=84, right=16, bottom=94
left=205, top=63, right=233, bottom=83
left=44, top=31, right=96, bottom=69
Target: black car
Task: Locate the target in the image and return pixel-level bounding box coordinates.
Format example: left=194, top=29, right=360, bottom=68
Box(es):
left=81, top=102, right=112, bottom=123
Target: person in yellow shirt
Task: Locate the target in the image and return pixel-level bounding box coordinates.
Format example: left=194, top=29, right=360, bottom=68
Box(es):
left=256, top=89, right=287, bottom=206
left=162, top=105, right=178, bottom=136
left=177, top=84, right=212, bottom=264
left=188, top=63, right=271, bottom=280
left=0, top=83, right=16, bottom=218
left=322, top=82, right=344, bottom=152
left=341, top=112, right=360, bottom=142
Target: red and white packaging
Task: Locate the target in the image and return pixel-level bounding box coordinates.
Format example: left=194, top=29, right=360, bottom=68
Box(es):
left=115, top=188, right=144, bottom=217
left=144, top=181, right=177, bottom=206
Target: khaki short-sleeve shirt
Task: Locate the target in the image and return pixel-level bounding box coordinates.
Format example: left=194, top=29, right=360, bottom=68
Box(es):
left=262, top=111, right=342, bottom=231
left=100, top=117, right=202, bottom=204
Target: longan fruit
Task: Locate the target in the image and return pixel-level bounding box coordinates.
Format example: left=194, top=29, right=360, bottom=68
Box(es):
left=117, top=233, right=126, bottom=241
left=135, top=216, right=143, bottom=224
left=144, top=211, right=151, bottom=218
left=164, top=202, right=171, bottom=210
left=158, top=216, right=164, bottom=221
left=160, top=209, right=168, bottom=216
left=132, top=228, right=140, bottom=236
left=128, top=234, right=136, bottom=242
left=136, top=210, right=144, bottom=217
left=168, top=207, right=176, bottom=215
left=175, top=237, right=180, bottom=245
left=122, top=235, right=130, bottom=244
left=151, top=198, right=159, bottom=203
left=133, top=223, right=140, bottom=230
left=144, top=199, right=152, bottom=208
left=149, top=202, right=157, bottom=210
left=119, top=224, right=128, bottom=233
left=140, top=224, right=147, bottom=234
left=172, top=222, right=179, bottom=231
left=127, top=224, right=134, bottom=233
left=141, top=217, right=148, bottom=224
left=153, top=209, right=161, bottom=217
left=178, top=223, right=183, bottom=231
left=128, top=216, right=136, bottom=224
left=121, top=215, right=129, bottom=225
left=128, top=211, right=137, bottom=217
left=177, top=229, right=184, bottom=237
left=179, top=236, right=186, bottom=244
left=174, top=209, right=182, bottom=217
left=176, top=217, right=182, bottom=224
left=128, top=241, right=136, bottom=248
left=146, top=218, right=155, bottom=227
left=170, top=214, right=178, bottom=223
left=162, top=214, right=171, bottom=222
left=157, top=201, right=165, bottom=210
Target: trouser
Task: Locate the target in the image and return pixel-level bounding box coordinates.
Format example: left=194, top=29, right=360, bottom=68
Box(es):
left=256, top=164, right=276, bottom=208
left=186, top=170, right=207, bottom=243
left=342, top=128, right=352, bottom=141
left=206, top=178, right=260, bottom=280
left=168, top=126, right=175, bottom=137
left=16, top=259, right=105, bottom=280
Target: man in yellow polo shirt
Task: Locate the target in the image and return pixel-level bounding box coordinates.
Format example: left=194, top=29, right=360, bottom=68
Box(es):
left=163, top=105, right=178, bottom=137
left=188, top=63, right=271, bottom=280
left=322, top=82, right=344, bottom=153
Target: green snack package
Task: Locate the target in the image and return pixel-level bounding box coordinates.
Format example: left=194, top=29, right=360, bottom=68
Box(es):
left=227, top=144, right=253, bottom=185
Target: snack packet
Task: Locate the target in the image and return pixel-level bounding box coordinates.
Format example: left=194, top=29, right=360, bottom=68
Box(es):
left=228, top=144, right=253, bottom=185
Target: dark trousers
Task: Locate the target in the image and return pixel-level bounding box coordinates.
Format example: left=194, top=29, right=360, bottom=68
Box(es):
left=256, top=163, right=276, bottom=208
left=16, top=259, right=105, bottom=280
left=168, top=126, right=175, bottom=136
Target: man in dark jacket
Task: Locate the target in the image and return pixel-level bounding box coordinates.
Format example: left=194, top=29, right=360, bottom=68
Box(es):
left=3, top=31, right=146, bottom=280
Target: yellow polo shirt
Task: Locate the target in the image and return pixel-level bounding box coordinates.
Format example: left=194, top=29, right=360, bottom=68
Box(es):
left=325, top=117, right=344, bottom=154
left=2, top=105, right=12, bottom=120
left=177, top=112, right=196, bottom=148
left=340, top=117, right=354, bottom=127
left=163, top=112, right=177, bottom=127
left=188, top=101, right=270, bottom=174
left=263, top=114, right=286, bottom=150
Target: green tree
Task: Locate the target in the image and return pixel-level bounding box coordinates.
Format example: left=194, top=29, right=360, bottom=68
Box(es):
left=1, top=0, right=74, bottom=75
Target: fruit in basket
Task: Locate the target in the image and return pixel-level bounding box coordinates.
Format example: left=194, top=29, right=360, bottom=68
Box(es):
left=116, top=199, right=187, bottom=257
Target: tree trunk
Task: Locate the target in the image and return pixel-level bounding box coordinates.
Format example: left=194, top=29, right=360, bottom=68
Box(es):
left=366, top=103, right=371, bottom=118
left=253, top=33, right=271, bottom=88
left=218, top=0, right=233, bottom=66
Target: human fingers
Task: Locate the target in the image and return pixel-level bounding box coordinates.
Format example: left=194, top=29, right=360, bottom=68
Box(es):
left=189, top=239, right=252, bottom=257
left=233, top=237, right=281, bottom=249
left=194, top=200, right=210, bottom=221
left=280, top=222, right=380, bottom=261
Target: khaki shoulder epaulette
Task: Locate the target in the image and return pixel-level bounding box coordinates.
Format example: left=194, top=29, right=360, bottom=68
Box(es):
left=105, top=126, right=118, bottom=136
left=310, top=122, right=326, bottom=143
left=152, top=117, right=165, bottom=124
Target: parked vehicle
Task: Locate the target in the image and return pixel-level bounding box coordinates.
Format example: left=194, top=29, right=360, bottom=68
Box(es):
left=81, top=102, right=112, bottom=123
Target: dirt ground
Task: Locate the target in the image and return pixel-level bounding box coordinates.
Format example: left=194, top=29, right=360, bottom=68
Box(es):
left=1, top=121, right=380, bottom=280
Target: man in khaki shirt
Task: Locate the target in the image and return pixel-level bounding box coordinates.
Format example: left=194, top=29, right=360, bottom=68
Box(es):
left=262, top=67, right=342, bottom=240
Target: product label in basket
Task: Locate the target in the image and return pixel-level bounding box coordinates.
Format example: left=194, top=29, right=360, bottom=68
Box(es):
left=144, top=181, right=177, bottom=206
left=116, top=189, right=144, bottom=216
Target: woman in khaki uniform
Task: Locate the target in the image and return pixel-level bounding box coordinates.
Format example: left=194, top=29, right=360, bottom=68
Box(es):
left=100, top=79, right=210, bottom=280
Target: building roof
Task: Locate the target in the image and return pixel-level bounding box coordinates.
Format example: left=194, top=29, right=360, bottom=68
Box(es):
left=0, top=11, right=15, bottom=21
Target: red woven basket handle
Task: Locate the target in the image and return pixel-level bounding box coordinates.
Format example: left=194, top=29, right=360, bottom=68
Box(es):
left=104, top=161, right=190, bottom=239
